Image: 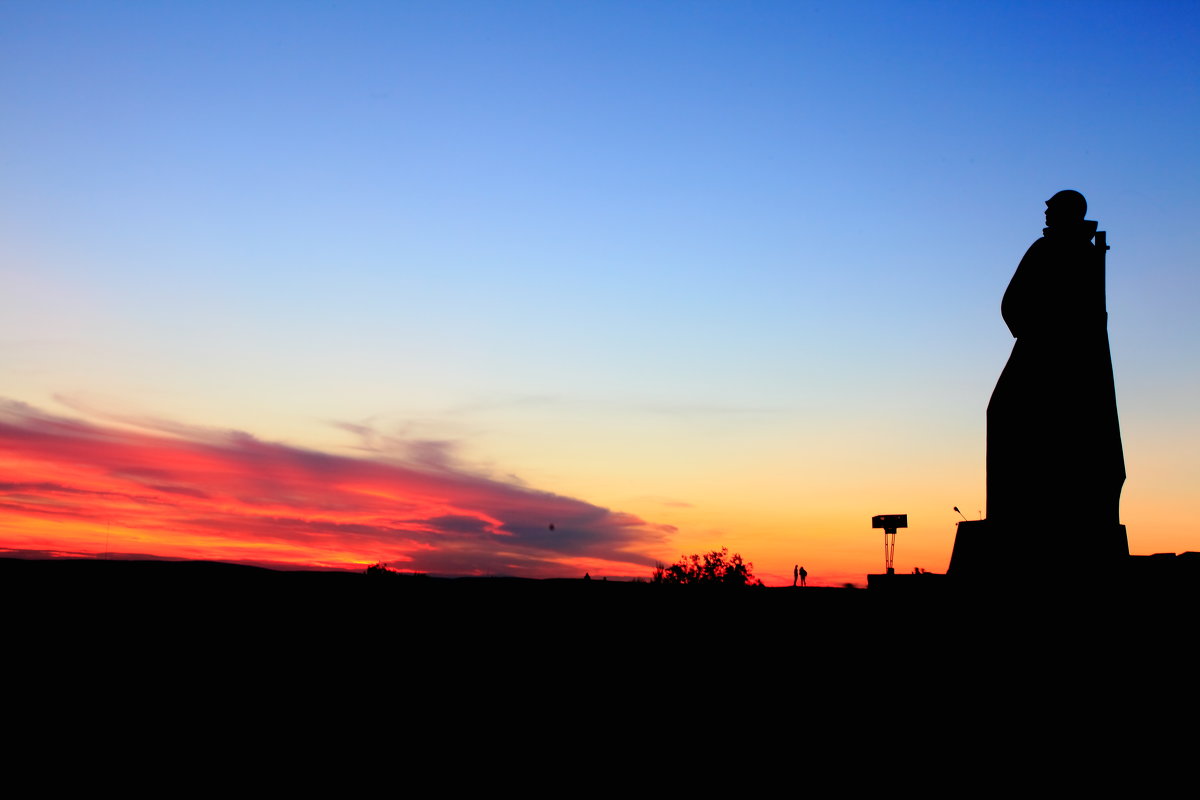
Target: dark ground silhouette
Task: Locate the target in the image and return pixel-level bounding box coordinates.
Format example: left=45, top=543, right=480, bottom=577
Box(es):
left=5, top=553, right=1193, bottom=750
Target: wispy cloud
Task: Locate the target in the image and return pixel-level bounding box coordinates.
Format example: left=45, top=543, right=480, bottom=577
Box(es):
left=638, top=403, right=787, bottom=418
left=631, top=495, right=695, bottom=509
left=0, top=399, right=674, bottom=576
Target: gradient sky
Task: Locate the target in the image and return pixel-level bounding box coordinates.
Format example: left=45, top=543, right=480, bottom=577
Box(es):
left=2, top=1, right=1197, bottom=585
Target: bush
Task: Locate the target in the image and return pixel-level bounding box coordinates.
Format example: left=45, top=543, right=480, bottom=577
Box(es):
left=652, top=547, right=761, bottom=586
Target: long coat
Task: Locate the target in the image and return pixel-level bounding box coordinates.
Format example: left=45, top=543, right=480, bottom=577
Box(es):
left=985, top=221, right=1125, bottom=533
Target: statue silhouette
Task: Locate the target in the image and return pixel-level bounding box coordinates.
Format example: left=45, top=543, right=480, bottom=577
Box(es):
left=952, top=191, right=1129, bottom=579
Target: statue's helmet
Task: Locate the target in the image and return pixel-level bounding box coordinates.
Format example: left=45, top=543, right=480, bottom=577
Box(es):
left=1046, top=189, right=1087, bottom=220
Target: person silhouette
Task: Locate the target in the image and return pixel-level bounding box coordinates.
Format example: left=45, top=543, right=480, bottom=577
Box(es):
left=986, top=190, right=1125, bottom=544
left=793, top=564, right=798, bottom=587
left=798, top=565, right=807, bottom=587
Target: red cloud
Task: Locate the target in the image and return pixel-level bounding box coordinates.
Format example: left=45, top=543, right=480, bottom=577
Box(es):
left=0, top=400, right=674, bottom=576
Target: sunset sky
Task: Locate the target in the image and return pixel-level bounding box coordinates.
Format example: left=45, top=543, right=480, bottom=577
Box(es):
left=2, top=2, right=1197, bottom=585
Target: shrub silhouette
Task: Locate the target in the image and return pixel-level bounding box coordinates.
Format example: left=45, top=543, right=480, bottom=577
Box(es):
left=653, top=547, right=761, bottom=586
left=364, top=562, right=428, bottom=579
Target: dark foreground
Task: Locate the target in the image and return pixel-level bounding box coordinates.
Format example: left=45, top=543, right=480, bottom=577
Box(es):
left=6, top=556, right=1194, bottom=645
left=5, top=556, right=1194, bottom=765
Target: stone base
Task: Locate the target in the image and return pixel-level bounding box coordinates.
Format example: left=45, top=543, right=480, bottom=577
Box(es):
left=948, top=519, right=1129, bottom=582
left=866, top=572, right=950, bottom=591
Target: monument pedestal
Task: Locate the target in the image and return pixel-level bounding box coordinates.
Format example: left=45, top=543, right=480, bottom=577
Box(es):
left=948, top=519, right=1129, bottom=583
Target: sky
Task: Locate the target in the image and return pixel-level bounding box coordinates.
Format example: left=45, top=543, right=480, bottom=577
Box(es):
left=1, top=1, right=1197, bottom=585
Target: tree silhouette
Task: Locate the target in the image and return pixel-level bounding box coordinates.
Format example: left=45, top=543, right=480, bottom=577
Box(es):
left=365, top=562, right=428, bottom=579
left=653, top=547, right=761, bottom=586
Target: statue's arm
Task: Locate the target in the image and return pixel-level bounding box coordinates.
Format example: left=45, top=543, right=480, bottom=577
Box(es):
left=1000, top=240, right=1043, bottom=338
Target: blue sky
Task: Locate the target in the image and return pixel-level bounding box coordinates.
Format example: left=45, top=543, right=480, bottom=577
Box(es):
left=2, top=1, right=1197, bottom=579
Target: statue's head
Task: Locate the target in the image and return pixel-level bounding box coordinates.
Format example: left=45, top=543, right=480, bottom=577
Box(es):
left=1045, top=190, right=1087, bottom=227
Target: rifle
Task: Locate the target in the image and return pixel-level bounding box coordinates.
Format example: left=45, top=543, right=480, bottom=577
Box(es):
left=1096, top=228, right=1110, bottom=318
